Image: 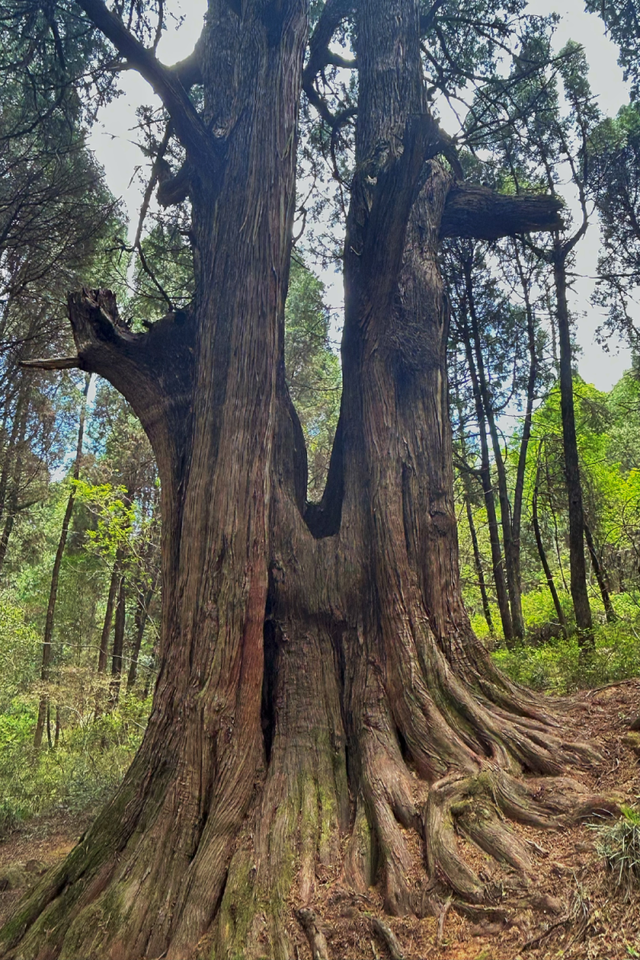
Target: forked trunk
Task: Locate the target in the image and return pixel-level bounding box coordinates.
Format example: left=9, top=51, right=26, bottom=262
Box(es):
left=1, top=2, right=608, bottom=958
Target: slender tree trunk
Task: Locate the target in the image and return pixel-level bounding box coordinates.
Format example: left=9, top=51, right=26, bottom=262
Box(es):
left=584, top=522, right=616, bottom=623
left=0, top=382, right=29, bottom=526
left=97, top=551, right=122, bottom=674
left=0, top=388, right=30, bottom=575
left=34, top=376, right=91, bottom=749
left=553, top=245, right=593, bottom=648
left=461, top=311, right=514, bottom=643
left=110, top=573, right=126, bottom=705
left=532, top=452, right=568, bottom=637
left=455, top=414, right=495, bottom=637
left=464, top=256, right=524, bottom=639
left=127, top=572, right=157, bottom=690
left=465, top=496, right=495, bottom=635
left=511, top=244, right=539, bottom=610
left=545, top=451, right=569, bottom=592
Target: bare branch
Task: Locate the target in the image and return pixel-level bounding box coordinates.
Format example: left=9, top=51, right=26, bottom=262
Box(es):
left=157, top=160, right=192, bottom=206
left=75, top=0, right=214, bottom=162
left=302, top=0, right=355, bottom=124
left=20, top=357, right=80, bottom=370
left=420, top=0, right=447, bottom=35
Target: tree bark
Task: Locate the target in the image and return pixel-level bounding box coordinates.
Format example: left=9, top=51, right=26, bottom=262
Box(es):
left=553, top=245, right=594, bottom=648
left=33, top=375, right=90, bottom=749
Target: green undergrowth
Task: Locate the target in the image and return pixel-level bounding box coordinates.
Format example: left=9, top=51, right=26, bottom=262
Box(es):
left=490, top=591, right=640, bottom=694
left=0, top=693, right=151, bottom=837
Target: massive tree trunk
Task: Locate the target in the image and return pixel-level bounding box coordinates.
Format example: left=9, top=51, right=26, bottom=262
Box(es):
left=0, top=2, right=609, bottom=959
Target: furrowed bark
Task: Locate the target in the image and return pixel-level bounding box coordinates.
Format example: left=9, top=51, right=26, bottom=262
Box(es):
left=0, top=2, right=307, bottom=957
left=0, top=2, right=612, bottom=957
left=440, top=185, right=563, bottom=240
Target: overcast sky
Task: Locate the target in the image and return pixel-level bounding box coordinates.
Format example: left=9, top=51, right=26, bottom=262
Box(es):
left=89, top=0, right=635, bottom=391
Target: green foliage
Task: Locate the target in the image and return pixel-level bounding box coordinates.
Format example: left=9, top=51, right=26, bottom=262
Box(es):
left=285, top=258, right=341, bottom=498
left=591, top=103, right=640, bottom=348
left=593, top=805, right=640, bottom=895
left=74, top=481, right=137, bottom=559
left=585, top=0, right=640, bottom=99
left=493, top=602, right=640, bottom=693
left=0, top=691, right=151, bottom=837
left=0, top=597, right=40, bottom=708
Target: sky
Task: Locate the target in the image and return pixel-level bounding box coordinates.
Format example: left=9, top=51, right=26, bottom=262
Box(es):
left=89, top=0, right=635, bottom=392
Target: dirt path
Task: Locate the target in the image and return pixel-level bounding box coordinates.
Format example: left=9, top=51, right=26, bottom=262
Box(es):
left=0, top=681, right=638, bottom=959
left=0, top=813, right=91, bottom=928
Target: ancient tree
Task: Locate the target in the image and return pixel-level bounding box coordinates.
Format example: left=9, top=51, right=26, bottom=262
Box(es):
left=1, top=2, right=615, bottom=958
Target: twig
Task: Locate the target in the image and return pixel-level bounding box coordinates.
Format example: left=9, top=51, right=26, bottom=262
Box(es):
left=371, top=917, right=405, bottom=960
left=522, top=915, right=571, bottom=951
left=525, top=839, right=549, bottom=856
left=437, top=897, right=453, bottom=947
left=584, top=678, right=640, bottom=698
left=295, top=908, right=331, bottom=960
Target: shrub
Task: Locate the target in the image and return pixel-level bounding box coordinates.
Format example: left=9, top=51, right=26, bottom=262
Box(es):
left=593, top=805, right=640, bottom=896
left=492, top=612, right=640, bottom=693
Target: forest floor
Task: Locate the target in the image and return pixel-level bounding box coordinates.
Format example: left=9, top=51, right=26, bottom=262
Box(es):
left=0, top=680, right=638, bottom=960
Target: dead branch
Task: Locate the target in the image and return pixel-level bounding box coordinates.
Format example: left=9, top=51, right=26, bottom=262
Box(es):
left=371, top=917, right=405, bottom=960
left=74, top=0, right=215, bottom=163
left=295, top=908, right=331, bottom=960
left=20, top=357, right=80, bottom=370
left=440, top=184, right=564, bottom=240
